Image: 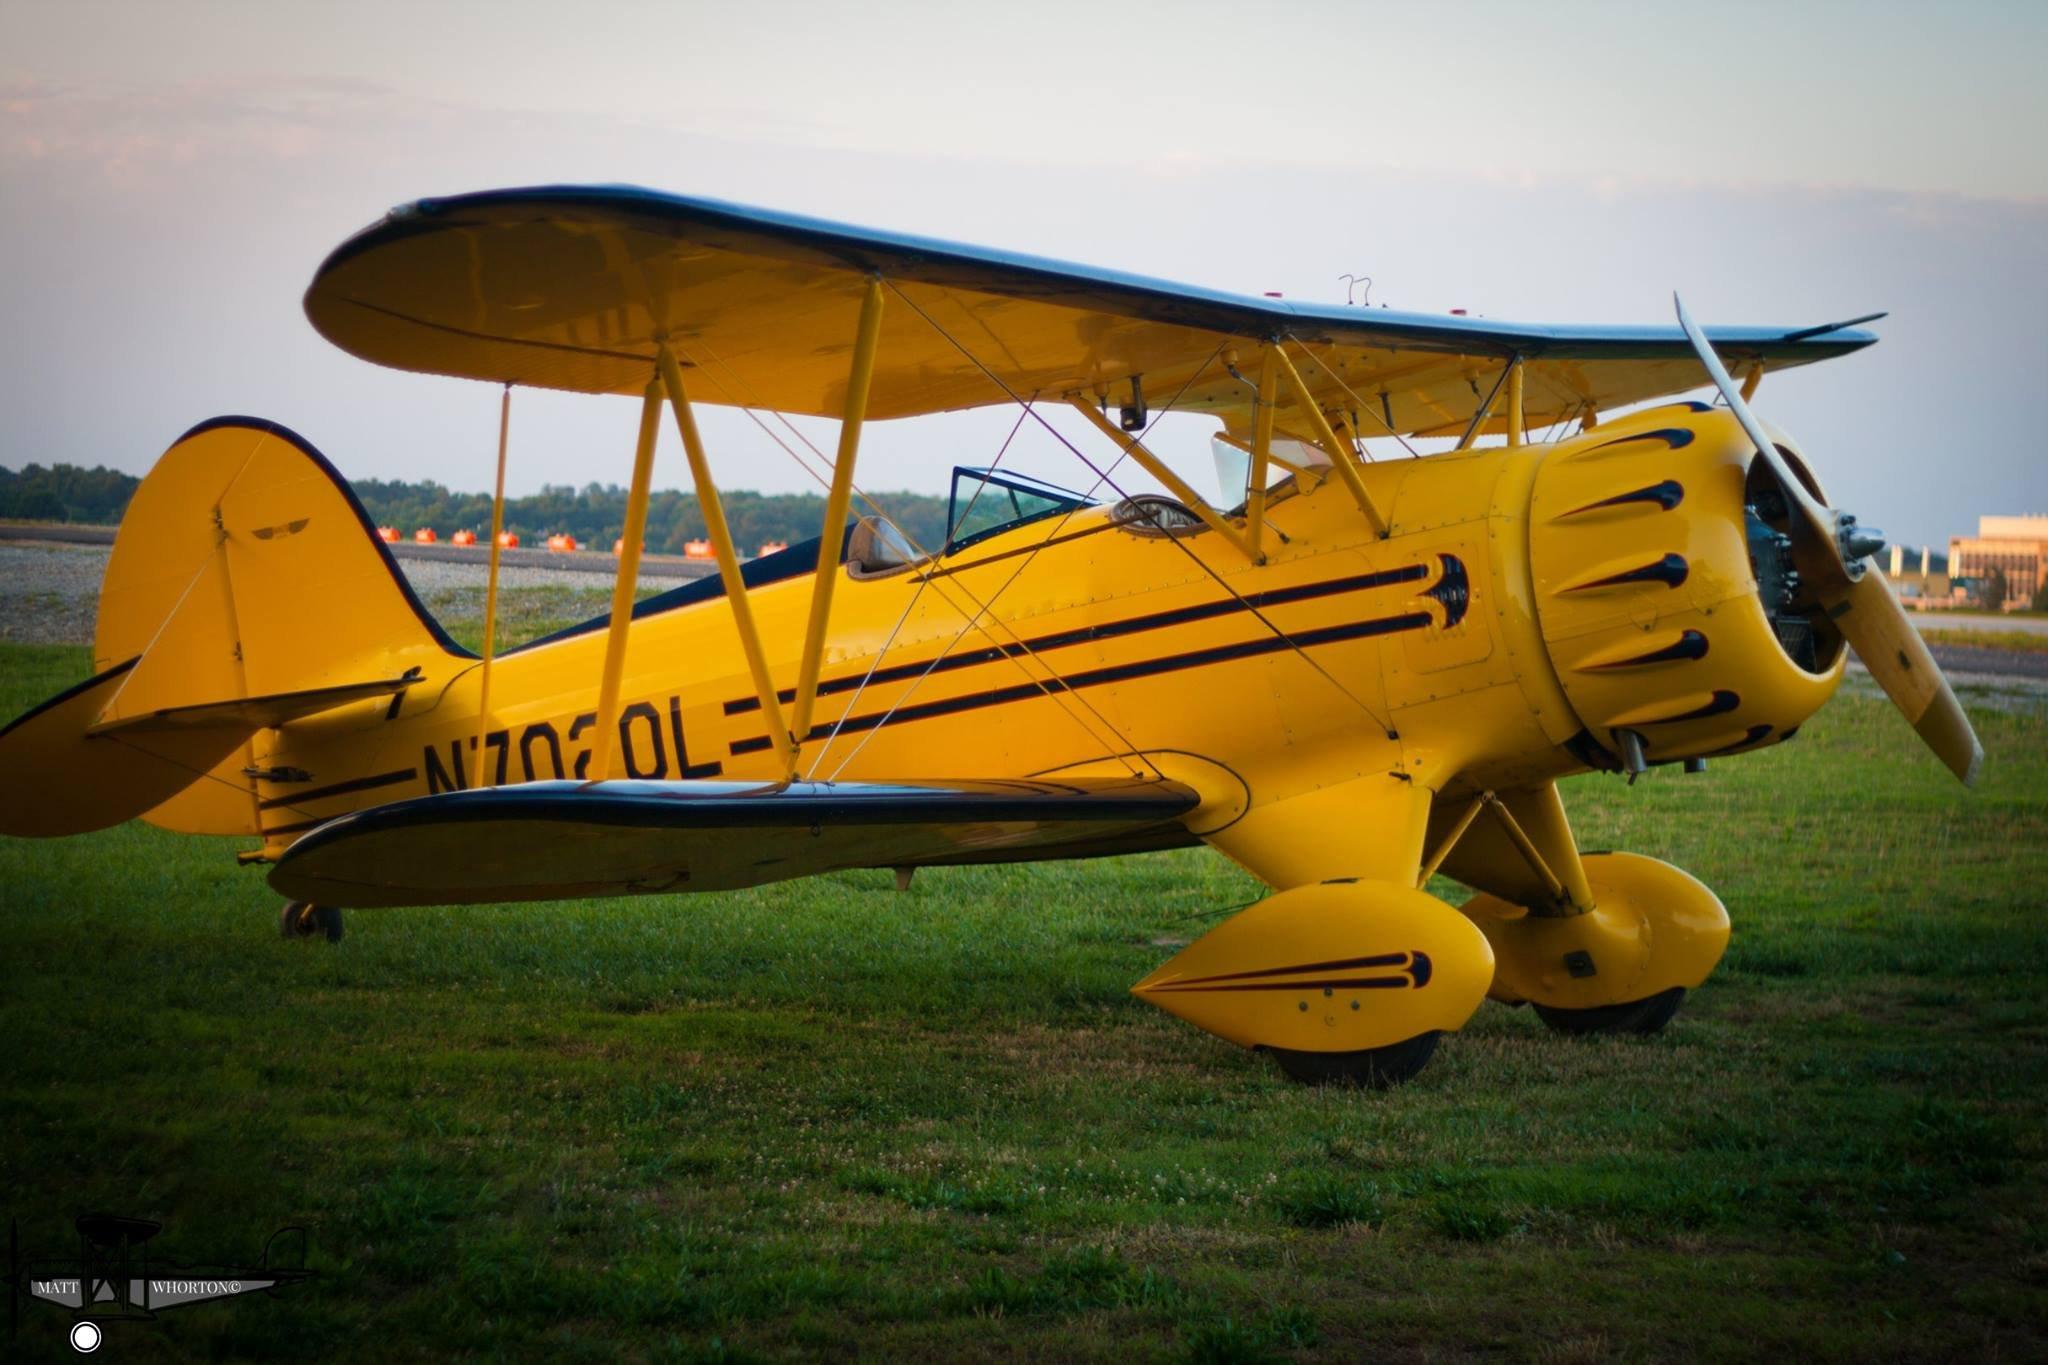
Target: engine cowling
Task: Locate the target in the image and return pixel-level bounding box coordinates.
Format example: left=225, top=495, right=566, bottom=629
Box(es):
left=1525, top=404, right=1846, bottom=772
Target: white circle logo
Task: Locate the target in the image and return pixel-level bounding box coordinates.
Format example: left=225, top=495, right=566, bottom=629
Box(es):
left=70, top=1320, right=103, bottom=1353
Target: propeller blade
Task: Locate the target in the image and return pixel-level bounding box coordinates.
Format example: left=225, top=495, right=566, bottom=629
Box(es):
left=1674, top=296, right=1800, bottom=498
left=1674, top=294, right=1850, bottom=591
left=1832, top=571, right=1984, bottom=786
left=1674, top=294, right=1983, bottom=787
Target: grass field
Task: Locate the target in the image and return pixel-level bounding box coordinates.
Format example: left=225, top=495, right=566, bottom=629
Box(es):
left=1919, top=626, right=2048, bottom=655
left=2, top=630, right=2045, bottom=1362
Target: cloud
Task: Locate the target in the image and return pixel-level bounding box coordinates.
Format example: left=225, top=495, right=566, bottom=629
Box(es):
left=0, top=72, right=2042, bottom=551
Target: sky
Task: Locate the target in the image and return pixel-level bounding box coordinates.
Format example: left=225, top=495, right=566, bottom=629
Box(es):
left=2, top=0, right=2044, bottom=550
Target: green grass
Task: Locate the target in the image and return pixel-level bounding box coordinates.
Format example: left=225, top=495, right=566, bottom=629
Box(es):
left=1920, top=626, right=2048, bottom=654
left=2, top=641, right=2045, bottom=1361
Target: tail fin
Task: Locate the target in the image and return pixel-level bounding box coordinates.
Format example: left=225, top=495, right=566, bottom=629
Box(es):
left=0, top=417, right=461, bottom=837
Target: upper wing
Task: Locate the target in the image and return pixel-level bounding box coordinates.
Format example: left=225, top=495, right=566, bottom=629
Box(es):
left=268, top=775, right=1199, bottom=908
left=304, top=184, right=1878, bottom=437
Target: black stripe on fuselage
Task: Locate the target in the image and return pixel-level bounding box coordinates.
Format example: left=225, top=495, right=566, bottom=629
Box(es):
left=723, top=561, right=1435, bottom=717
left=727, top=608, right=1433, bottom=755
left=257, top=767, right=418, bottom=812
left=1644, top=689, right=1740, bottom=724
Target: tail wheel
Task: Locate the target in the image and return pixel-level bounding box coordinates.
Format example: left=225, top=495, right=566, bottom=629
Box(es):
left=279, top=901, right=344, bottom=943
left=1265, top=1032, right=1441, bottom=1088
left=1533, top=986, right=1686, bottom=1036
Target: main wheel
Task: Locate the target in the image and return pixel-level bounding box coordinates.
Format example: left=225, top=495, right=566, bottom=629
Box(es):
left=1266, top=1032, right=1441, bottom=1088
left=1133, top=883, right=1493, bottom=1087
left=279, top=901, right=344, bottom=943
left=1464, top=853, right=1729, bottom=1026
left=1533, top=986, right=1685, bottom=1036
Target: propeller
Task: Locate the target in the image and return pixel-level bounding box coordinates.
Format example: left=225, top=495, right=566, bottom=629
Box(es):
left=1674, top=295, right=1983, bottom=787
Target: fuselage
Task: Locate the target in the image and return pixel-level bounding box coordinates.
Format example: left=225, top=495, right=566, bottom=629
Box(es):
left=249, top=402, right=1844, bottom=883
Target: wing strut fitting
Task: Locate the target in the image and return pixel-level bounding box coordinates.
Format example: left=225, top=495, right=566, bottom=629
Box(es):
left=1454, top=358, right=1516, bottom=453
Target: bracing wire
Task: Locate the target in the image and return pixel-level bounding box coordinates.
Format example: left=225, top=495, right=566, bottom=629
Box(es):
left=1281, top=336, right=1423, bottom=459
left=808, top=400, right=1038, bottom=778
left=671, top=345, right=1149, bottom=774
left=98, top=730, right=295, bottom=827
left=815, top=345, right=1237, bottom=782
left=884, top=281, right=1401, bottom=740
left=666, top=336, right=1159, bottom=777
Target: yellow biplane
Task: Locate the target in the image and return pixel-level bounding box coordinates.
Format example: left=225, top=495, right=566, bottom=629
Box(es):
left=0, top=186, right=1981, bottom=1085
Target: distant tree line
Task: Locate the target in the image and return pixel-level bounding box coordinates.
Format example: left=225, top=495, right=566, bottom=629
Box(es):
left=0, top=464, right=139, bottom=523
left=2, top=465, right=953, bottom=555
left=349, top=479, right=953, bottom=555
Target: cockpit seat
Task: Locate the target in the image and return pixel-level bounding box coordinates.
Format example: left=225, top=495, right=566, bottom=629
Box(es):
left=846, top=515, right=923, bottom=578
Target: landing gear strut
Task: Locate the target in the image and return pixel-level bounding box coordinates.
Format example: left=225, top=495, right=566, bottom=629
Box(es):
left=279, top=900, right=344, bottom=943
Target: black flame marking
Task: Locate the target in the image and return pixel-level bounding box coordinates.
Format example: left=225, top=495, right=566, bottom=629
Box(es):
left=1564, top=479, right=1685, bottom=517
left=1643, top=690, right=1741, bottom=724
left=1573, top=554, right=1690, bottom=591
left=1587, top=630, right=1709, bottom=669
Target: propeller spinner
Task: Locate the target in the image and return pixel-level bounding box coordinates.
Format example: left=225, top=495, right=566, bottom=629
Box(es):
left=1673, top=296, right=1983, bottom=786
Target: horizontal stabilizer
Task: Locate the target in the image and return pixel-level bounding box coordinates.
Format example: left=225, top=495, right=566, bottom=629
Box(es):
left=0, top=659, right=421, bottom=837
left=88, top=673, right=418, bottom=735
left=0, top=658, right=236, bottom=836
left=269, top=776, right=1199, bottom=908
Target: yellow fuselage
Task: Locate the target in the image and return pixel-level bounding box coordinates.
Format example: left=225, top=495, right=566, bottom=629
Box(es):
left=253, top=402, right=1843, bottom=892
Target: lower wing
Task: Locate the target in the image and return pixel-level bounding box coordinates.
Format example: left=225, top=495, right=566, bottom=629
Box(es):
left=268, top=776, right=1199, bottom=908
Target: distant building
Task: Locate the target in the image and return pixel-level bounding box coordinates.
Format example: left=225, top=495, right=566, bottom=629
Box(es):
left=1878, top=543, right=1949, bottom=606
left=1948, top=515, right=2047, bottom=609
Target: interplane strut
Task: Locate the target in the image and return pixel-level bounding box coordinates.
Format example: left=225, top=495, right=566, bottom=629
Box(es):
left=470, top=384, right=513, bottom=787
left=789, top=279, right=885, bottom=773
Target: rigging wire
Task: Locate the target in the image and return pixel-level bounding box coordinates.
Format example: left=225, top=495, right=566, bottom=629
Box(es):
left=94, top=426, right=329, bottom=827
left=98, top=729, right=291, bottom=826
left=1281, top=336, right=1423, bottom=459
left=808, top=400, right=1036, bottom=779
left=815, top=346, right=1235, bottom=782
left=672, top=344, right=1150, bottom=775
left=884, top=281, right=1401, bottom=740
left=667, top=337, right=1158, bottom=777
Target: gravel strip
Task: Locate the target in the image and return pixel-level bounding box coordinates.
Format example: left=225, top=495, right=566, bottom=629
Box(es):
left=0, top=540, right=638, bottom=646
left=0, top=543, right=109, bottom=645
left=395, top=556, right=645, bottom=599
